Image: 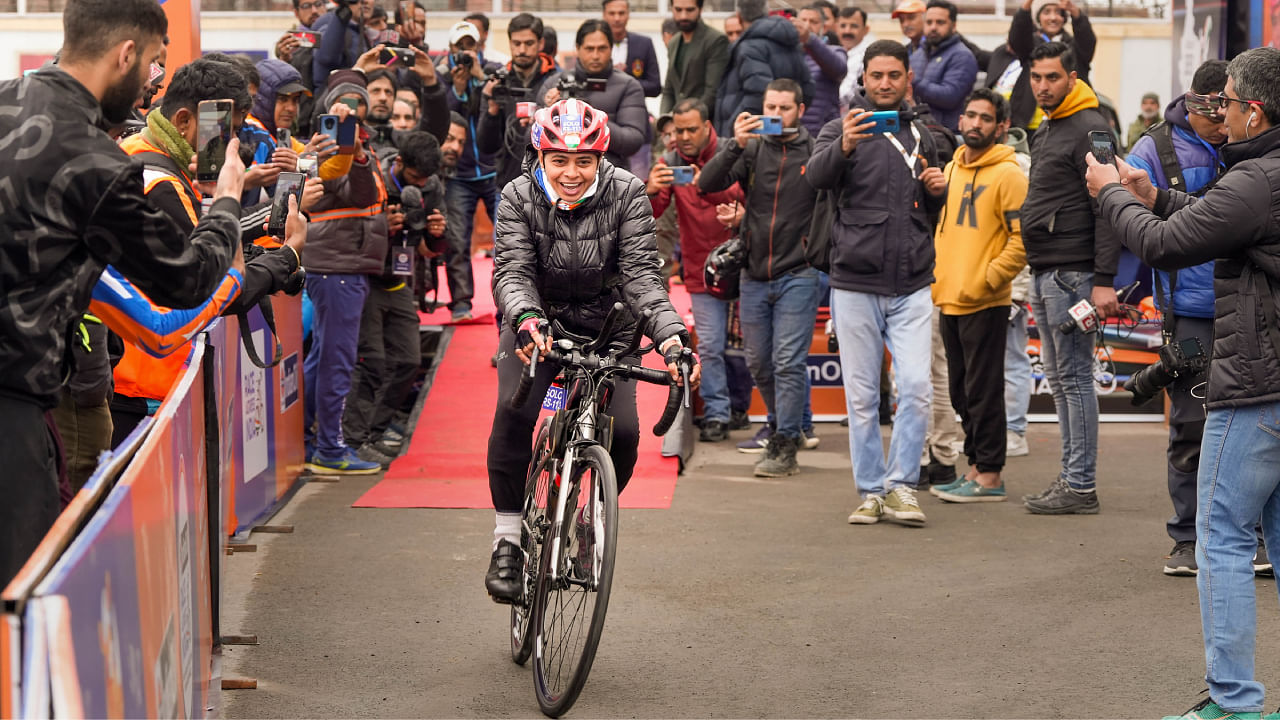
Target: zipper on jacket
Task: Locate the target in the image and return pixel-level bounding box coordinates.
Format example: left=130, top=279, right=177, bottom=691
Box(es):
left=767, top=143, right=786, bottom=279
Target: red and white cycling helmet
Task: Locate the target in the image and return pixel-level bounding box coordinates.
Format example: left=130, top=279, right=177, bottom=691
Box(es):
left=530, top=98, right=611, bottom=154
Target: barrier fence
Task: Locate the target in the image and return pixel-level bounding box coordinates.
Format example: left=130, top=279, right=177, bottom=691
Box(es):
left=0, top=293, right=306, bottom=718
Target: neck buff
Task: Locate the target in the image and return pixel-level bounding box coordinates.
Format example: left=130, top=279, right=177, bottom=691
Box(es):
left=144, top=109, right=196, bottom=173
left=535, top=164, right=601, bottom=211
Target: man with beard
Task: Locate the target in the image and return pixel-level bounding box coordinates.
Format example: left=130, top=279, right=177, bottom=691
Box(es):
left=1019, top=42, right=1118, bottom=515
left=806, top=40, right=946, bottom=527
left=275, top=0, right=324, bottom=133
left=928, top=89, right=1027, bottom=504
left=987, top=0, right=1095, bottom=131
left=911, top=0, right=978, bottom=132
left=1126, top=91, right=1161, bottom=150
left=837, top=7, right=876, bottom=105
left=1121, top=60, right=1239, bottom=576
left=438, top=113, right=478, bottom=322
left=539, top=20, right=649, bottom=170
left=477, top=13, right=558, bottom=193
left=365, top=68, right=400, bottom=156
left=0, top=0, right=246, bottom=586
left=661, top=0, right=731, bottom=115
left=892, top=0, right=926, bottom=55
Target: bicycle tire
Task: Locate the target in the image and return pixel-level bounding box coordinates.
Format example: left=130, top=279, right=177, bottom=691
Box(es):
left=512, top=417, right=555, bottom=665
left=532, top=443, right=618, bottom=718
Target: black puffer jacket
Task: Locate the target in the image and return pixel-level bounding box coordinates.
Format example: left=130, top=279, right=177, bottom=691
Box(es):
left=1098, top=125, right=1280, bottom=409
left=492, top=159, right=687, bottom=347
left=714, top=16, right=815, bottom=138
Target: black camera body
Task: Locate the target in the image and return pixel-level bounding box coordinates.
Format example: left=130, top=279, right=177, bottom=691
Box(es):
left=556, top=71, right=609, bottom=99
left=451, top=52, right=474, bottom=68
left=1124, top=337, right=1210, bottom=406
left=396, top=183, right=447, bottom=255
left=487, top=67, right=534, bottom=103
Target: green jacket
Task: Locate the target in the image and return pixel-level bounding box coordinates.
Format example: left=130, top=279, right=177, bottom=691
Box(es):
left=660, top=20, right=730, bottom=115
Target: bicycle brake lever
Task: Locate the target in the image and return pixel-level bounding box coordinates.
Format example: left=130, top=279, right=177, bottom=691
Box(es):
left=680, top=349, right=692, bottom=409
left=528, top=346, right=540, bottom=378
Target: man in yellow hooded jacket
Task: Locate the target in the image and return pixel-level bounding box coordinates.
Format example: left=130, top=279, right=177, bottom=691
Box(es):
left=930, top=89, right=1027, bottom=503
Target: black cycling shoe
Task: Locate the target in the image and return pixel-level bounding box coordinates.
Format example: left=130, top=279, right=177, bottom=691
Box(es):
left=485, top=539, right=523, bottom=604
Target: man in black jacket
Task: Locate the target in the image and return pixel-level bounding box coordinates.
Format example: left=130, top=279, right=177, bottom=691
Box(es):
left=1019, top=42, right=1118, bottom=515
left=700, top=78, right=820, bottom=477
left=478, top=13, right=558, bottom=193
left=714, top=0, right=815, bottom=138
left=987, top=0, right=1096, bottom=130
left=0, top=0, right=246, bottom=587
left=1086, top=46, right=1280, bottom=720
left=806, top=40, right=946, bottom=527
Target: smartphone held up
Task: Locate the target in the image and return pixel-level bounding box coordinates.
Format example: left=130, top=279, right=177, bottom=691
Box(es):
left=196, top=99, right=234, bottom=183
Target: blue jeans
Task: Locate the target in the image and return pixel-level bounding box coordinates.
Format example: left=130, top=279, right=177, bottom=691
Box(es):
left=1005, top=302, right=1032, bottom=435
left=831, top=287, right=932, bottom=497
left=739, top=269, right=821, bottom=439
left=1196, top=402, right=1280, bottom=712
left=1029, top=270, right=1099, bottom=490
left=304, top=273, right=369, bottom=457
left=689, top=292, right=731, bottom=422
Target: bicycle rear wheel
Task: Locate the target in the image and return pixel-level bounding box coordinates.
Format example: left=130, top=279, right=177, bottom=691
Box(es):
left=512, top=417, right=556, bottom=665
left=532, top=443, right=618, bottom=717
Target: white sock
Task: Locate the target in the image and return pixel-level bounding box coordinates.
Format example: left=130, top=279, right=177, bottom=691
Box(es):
left=494, top=512, right=521, bottom=550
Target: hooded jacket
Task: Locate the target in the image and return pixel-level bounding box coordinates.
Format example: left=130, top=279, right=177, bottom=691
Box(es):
left=805, top=94, right=944, bottom=296
left=800, top=36, right=847, bottom=137
left=697, top=125, right=817, bottom=281
left=253, top=59, right=306, bottom=135
left=648, top=127, right=744, bottom=293
left=535, top=68, right=650, bottom=168
left=1020, top=80, right=1118, bottom=284
left=492, top=159, right=687, bottom=347
left=910, top=33, right=979, bottom=132
left=714, top=16, right=815, bottom=138
left=932, top=143, right=1027, bottom=314
left=990, top=9, right=1097, bottom=129
left=1098, top=125, right=1280, bottom=409
left=1124, top=95, right=1220, bottom=319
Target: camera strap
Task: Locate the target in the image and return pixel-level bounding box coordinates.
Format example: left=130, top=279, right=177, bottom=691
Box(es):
left=883, top=123, right=923, bottom=179
left=239, top=298, right=285, bottom=369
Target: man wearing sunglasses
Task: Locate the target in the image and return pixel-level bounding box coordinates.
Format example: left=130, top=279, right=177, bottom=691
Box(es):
left=1086, top=46, right=1280, bottom=720
left=1122, top=60, right=1229, bottom=580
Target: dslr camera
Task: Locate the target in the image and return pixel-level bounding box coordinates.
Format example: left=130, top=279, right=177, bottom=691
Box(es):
left=1124, top=337, right=1209, bottom=406
left=487, top=66, right=534, bottom=103
left=451, top=52, right=474, bottom=68
left=556, top=71, right=609, bottom=99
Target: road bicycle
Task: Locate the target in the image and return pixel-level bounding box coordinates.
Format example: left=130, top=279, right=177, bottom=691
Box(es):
left=506, top=303, right=690, bottom=717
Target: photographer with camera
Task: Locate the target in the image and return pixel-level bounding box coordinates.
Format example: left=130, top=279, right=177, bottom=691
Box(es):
left=538, top=20, right=649, bottom=171
left=108, top=57, right=313, bottom=442
left=477, top=13, right=559, bottom=193
left=1086, top=46, right=1280, bottom=720
left=1118, top=60, right=1231, bottom=577
left=344, top=131, right=450, bottom=465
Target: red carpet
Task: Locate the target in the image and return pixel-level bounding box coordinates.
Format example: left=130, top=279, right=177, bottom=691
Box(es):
left=354, top=269, right=690, bottom=510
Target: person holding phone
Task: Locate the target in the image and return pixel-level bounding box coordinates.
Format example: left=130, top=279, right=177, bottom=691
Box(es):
left=1018, top=41, right=1118, bottom=515
left=988, top=0, right=1095, bottom=130
left=0, top=0, right=248, bottom=587
left=699, top=78, right=824, bottom=476
left=646, top=98, right=744, bottom=443
left=805, top=40, right=946, bottom=527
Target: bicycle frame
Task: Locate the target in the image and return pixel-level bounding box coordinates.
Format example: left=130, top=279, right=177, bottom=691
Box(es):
left=546, top=368, right=614, bottom=589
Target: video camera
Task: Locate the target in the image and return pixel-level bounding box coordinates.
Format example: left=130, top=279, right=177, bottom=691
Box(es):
left=556, top=71, right=609, bottom=99
left=486, top=66, right=534, bottom=103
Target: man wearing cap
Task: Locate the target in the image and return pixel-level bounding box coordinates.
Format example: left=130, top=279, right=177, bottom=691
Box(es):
left=440, top=21, right=502, bottom=322
left=892, top=0, right=927, bottom=55
left=1127, top=91, right=1161, bottom=151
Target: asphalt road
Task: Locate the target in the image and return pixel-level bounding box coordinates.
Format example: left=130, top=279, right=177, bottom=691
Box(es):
left=221, top=421, right=1280, bottom=719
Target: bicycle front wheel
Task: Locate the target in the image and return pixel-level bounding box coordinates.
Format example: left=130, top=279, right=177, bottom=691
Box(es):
left=532, top=443, right=619, bottom=718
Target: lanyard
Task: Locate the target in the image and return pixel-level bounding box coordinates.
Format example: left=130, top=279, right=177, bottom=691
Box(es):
left=882, top=123, right=922, bottom=178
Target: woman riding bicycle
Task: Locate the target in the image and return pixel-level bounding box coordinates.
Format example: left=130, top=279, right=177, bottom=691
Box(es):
left=485, top=98, right=701, bottom=602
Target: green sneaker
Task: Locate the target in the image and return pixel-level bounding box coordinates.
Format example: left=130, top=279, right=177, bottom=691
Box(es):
left=937, top=479, right=1007, bottom=503
left=929, top=477, right=967, bottom=497
left=847, top=495, right=883, bottom=525
left=1162, top=698, right=1262, bottom=720
left=882, top=486, right=926, bottom=526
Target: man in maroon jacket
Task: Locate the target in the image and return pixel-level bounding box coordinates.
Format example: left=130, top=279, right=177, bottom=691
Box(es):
left=647, top=98, right=744, bottom=441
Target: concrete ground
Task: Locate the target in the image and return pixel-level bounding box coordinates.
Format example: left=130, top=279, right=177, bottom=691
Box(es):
left=221, top=422, right=1280, bottom=719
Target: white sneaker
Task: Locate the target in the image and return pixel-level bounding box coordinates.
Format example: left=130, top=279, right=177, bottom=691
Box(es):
left=1006, top=430, right=1029, bottom=457
left=801, top=427, right=820, bottom=450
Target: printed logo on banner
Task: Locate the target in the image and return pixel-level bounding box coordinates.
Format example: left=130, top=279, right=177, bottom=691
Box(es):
left=281, top=352, right=300, bottom=413
left=176, top=462, right=193, bottom=719
left=241, top=328, right=270, bottom=482
left=806, top=355, right=844, bottom=387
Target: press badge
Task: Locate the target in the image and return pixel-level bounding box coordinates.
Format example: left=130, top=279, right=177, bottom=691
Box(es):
left=392, top=245, right=413, bottom=276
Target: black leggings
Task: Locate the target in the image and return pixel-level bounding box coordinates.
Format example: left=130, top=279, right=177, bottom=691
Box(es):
left=487, top=327, right=640, bottom=513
